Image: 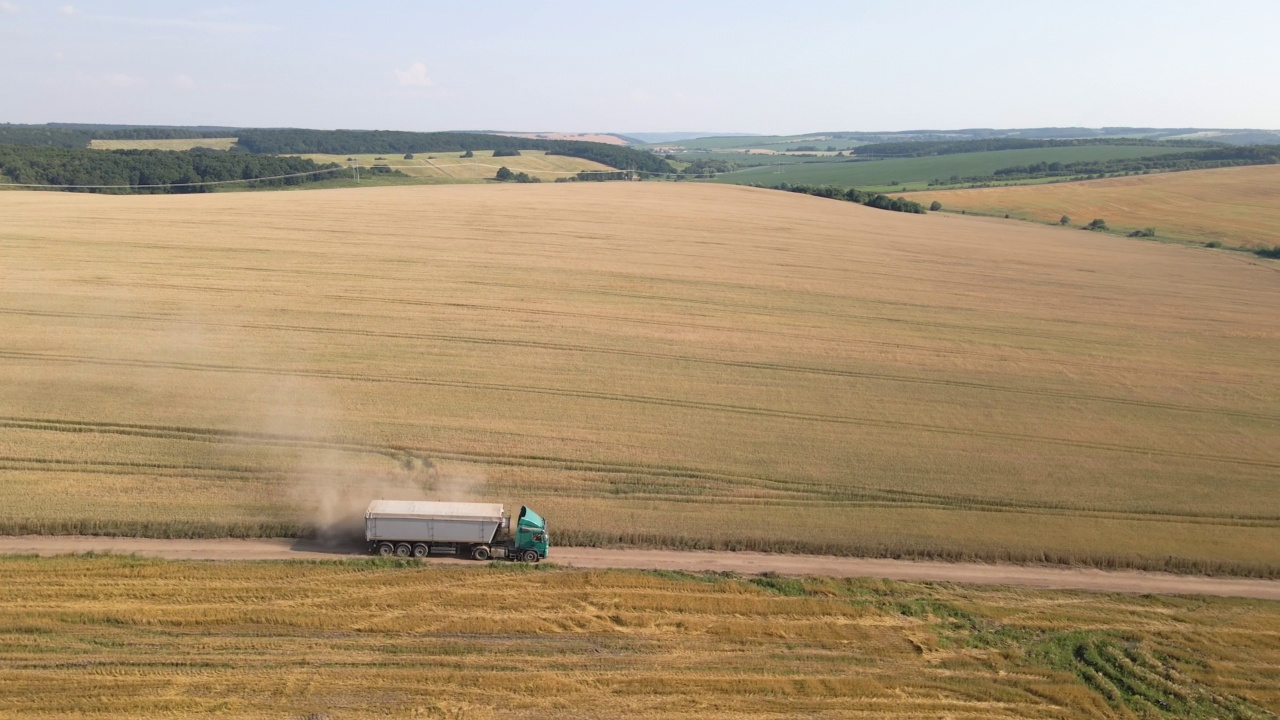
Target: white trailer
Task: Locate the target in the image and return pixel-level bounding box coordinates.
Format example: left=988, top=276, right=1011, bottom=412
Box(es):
left=365, top=500, right=548, bottom=562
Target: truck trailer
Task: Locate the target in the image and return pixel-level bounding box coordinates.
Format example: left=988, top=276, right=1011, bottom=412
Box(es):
left=365, top=500, right=549, bottom=562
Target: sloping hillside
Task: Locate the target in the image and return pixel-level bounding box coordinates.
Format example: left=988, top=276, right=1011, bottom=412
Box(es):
left=913, top=165, right=1280, bottom=249
left=1, top=183, right=1277, bottom=572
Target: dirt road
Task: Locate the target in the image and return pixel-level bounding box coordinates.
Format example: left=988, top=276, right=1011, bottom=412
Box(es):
left=1, top=536, right=1276, bottom=600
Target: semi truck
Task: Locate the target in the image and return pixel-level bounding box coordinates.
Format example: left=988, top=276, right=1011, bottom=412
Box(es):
left=365, top=500, right=549, bottom=562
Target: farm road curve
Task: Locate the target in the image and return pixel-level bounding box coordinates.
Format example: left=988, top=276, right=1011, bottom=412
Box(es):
left=2, top=536, right=1278, bottom=600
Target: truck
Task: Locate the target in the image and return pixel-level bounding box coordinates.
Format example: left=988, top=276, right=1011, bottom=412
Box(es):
left=364, top=500, right=549, bottom=562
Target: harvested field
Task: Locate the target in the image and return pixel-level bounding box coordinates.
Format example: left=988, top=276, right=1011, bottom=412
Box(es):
left=87, top=137, right=239, bottom=151
left=0, top=183, right=1278, bottom=573
left=912, top=165, right=1280, bottom=249
left=294, top=150, right=615, bottom=181
left=1, top=555, right=1277, bottom=719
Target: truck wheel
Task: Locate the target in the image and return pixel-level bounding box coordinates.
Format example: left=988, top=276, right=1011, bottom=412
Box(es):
left=521, top=549, right=540, bottom=563
left=377, top=543, right=394, bottom=557
left=395, top=543, right=412, bottom=558
left=471, top=546, right=491, bottom=561
left=412, top=544, right=428, bottom=559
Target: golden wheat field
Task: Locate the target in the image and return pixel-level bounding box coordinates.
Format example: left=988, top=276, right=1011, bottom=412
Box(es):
left=1, top=183, right=1278, bottom=573
left=912, top=165, right=1280, bottom=249
left=87, top=137, right=240, bottom=151
left=1, top=555, right=1276, bottom=719
left=294, top=150, right=615, bottom=181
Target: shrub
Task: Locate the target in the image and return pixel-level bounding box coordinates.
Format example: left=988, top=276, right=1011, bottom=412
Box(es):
left=461, top=149, right=474, bottom=158
left=1084, top=218, right=1109, bottom=231
left=929, top=201, right=942, bottom=211
left=493, top=148, right=521, bottom=158
left=1205, top=240, right=1222, bottom=248
left=1059, top=215, right=1071, bottom=226
left=1128, top=227, right=1157, bottom=238
left=493, top=167, right=539, bottom=183
left=403, top=153, right=414, bottom=160
left=1255, top=245, right=1280, bottom=259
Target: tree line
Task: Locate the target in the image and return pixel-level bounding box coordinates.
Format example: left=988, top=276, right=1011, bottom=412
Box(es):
left=0, top=146, right=341, bottom=193
left=0, top=125, right=676, bottom=176
left=854, top=137, right=1219, bottom=158
left=0, top=124, right=236, bottom=148
left=234, top=129, right=675, bottom=174
left=990, top=145, right=1280, bottom=177
left=923, top=145, right=1280, bottom=187
left=754, top=183, right=927, bottom=214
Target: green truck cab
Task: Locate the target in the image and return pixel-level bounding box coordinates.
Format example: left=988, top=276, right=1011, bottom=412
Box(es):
left=515, top=506, right=550, bottom=560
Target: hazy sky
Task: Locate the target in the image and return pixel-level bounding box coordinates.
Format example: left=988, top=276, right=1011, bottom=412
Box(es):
left=2, top=0, right=1277, bottom=133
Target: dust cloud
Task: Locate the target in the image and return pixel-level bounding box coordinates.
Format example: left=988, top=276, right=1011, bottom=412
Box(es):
left=296, top=458, right=490, bottom=547
left=32, top=296, right=489, bottom=546
left=261, top=379, right=488, bottom=547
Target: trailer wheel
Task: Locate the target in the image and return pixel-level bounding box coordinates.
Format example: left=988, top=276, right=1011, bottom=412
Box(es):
left=395, top=543, right=412, bottom=558
left=521, top=549, right=540, bottom=563
left=471, top=545, right=491, bottom=561
left=412, top=544, right=428, bottom=559
left=377, top=542, right=394, bottom=556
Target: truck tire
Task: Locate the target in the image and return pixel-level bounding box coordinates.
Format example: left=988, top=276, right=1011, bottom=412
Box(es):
left=377, top=542, right=394, bottom=557
left=395, top=543, right=412, bottom=558
left=412, top=543, right=428, bottom=558
left=471, top=545, right=491, bottom=561
left=521, top=549, right=540, bottom=563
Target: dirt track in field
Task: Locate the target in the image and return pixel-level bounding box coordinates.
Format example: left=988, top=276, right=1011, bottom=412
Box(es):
left=1, top=536, right=1276, bottom=600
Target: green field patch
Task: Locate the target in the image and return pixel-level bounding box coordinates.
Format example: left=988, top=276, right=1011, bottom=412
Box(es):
left=704, top=145, right=1193, bottom=189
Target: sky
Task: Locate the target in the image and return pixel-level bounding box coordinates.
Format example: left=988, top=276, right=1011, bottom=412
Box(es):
left=1, top=0, right=1278, bottom=134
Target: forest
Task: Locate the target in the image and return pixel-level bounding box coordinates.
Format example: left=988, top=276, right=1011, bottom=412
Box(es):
left=0, top=125, right=676, bottom=176
left=854, top=137, right=1216, bottom=158
left=912, top=144, right=1280, bottom=186
left=0, top=124, right=236, bottom=148
left=989, top=145, right=1280, bottom=178
left=0, top=146, right=340, bottom=193
left=235, top=129, right=674, bottom=173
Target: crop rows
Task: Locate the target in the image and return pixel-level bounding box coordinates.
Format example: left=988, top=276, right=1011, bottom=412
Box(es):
left=1, top=183, right=1277, bottom=573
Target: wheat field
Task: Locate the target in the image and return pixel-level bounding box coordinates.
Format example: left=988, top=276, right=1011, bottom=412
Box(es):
left=293, top=150, right=616, bottom=181
left=1, top=183, right=1277, bottom=572
left=1, top=556, right=1276, bottom=719
left=912, top=165, right=1280, bottom=249
left=87, top=137, right=240, bottom=151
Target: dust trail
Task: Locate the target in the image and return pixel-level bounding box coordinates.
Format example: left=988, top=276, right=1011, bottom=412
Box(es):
left=292, top=453, right=491, bottom=546
left=261, top=379, right=491, bottom=545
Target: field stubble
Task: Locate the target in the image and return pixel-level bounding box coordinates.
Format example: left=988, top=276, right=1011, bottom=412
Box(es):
left=86, top=137, right=239, bottom=151
left=0, top=183, right=1277, bottom=574
left=293, top=149, right=615, bottom=181
left=0, top=555, right=1276, bottom=719
left=912, top=165, right=1280, bottom=249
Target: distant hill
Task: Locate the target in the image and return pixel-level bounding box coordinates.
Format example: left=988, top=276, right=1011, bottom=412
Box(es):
left=488, top=132, right=633, bottom=146
left=0, top=124, right=675, bottom=176
left=660, top=128, right=1280, bottom=151
left=626, top=132, right=760, bottom=144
